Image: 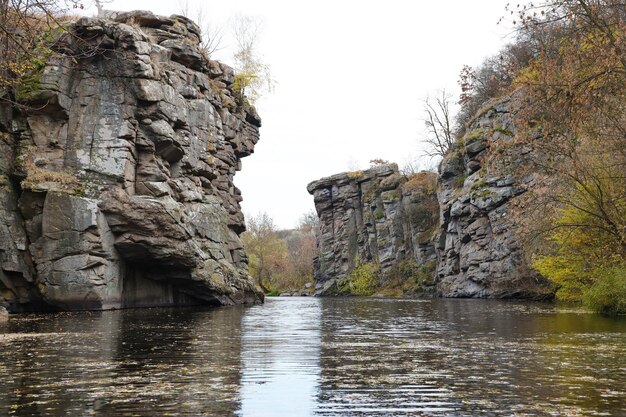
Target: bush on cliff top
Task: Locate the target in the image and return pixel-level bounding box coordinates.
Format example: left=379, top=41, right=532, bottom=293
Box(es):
left=402, top=172, right=437, bottom=195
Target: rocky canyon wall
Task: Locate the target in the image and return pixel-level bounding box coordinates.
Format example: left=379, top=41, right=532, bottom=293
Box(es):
left=309, top=99, right=553, bottom=299
left=436, top=98, right=553, bottom=299
left=307, top=164, right=439, bottom=295
left=0, top=11, right=263, bottom=312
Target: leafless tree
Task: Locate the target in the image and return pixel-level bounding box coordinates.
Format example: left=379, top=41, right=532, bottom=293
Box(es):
left=93, top=0, right=112, bottom=17
left=0, top=0, right=85, bottom=107
left=421, top=90, right=454, bottom=158
left=178, top=0, right=223, bottom=58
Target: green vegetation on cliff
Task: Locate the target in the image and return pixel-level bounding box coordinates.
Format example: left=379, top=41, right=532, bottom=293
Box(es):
left=455, top=0, right=626, bottom=313
left=338, top=262, right=379, bottom=296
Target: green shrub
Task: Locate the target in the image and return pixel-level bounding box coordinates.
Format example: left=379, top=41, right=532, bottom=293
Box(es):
left=378, top=259, right=437, bottom=297
left=406, top=204, right=437, bottom=230
left=415, top=260, right=437, bottom=286
left=340, top=262, right=379, bottom=295
left=382, top=190, right=400, bottom=201
left=374, top=209, right=385, bottom=220
left=463, top=128, right=485, bottom=144
left=583, top=265, right=626, bottom=315
left=454, top=174, right=467, bottom=189
left=470, top=179, right=488, bottom=191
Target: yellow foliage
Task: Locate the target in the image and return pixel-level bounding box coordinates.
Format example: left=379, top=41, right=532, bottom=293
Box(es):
left=402, top=171, right=437, bottom=195
left=242, top=212, right=316, bottom=294
left=347, top=170, right=364, bottom=179
left=583, top=264, right=626, bottom=314
left=533, top=180, right=626, bottom=309
left=242, top=224, right=288, bottom=292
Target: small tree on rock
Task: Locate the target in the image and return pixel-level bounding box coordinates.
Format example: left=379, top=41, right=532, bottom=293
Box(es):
left=421, top=90, right=455, bottom=158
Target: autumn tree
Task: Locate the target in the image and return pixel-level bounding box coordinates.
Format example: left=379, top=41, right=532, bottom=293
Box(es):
left=448, top=1, right=625, bottom=312
left=286, top=211, right=318, bottom=283
left=241, top=212, right=288, bottom=293
left=0, top=0, right=93, bottom=108
left=504, top=0, right=626, bottom=312
left=231, top=14, right=273, bottom=104
left=456, top=41, right=534, bottom=133
left=298, top=210, right=320, bottom=235
left=242, top=211, right=318, bottom=294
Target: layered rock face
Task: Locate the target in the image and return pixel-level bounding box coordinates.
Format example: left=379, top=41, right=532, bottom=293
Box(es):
left=307, top=164, right=439, bottom=295
left=436, top=98, right=552, bottom=299
left=308, top=100, right=554, bottom=299
left=0, top=11, right=263, bottom=312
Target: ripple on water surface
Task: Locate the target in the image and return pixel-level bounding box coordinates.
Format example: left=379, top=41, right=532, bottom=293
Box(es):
left=0, top=297, right=624, bottom=416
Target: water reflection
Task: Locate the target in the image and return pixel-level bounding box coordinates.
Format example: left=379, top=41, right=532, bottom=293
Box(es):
left=316, top=298, right=626, bottom=416
left=0, top=307, right=246, bottom=416
left=240, top=298, right=321, bottom=417
left=0, top=298, right=624, bottom=416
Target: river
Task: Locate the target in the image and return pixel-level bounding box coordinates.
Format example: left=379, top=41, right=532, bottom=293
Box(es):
left=0, top=297, right=624, bottom=416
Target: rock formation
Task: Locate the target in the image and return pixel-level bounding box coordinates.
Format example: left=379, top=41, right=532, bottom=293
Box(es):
left=0, top=11, right=263, bottom=312
left=436, top=98, right=552, bottom=299
left=307, top=164, right=439, bottom=295
left=308, top=99, right=553, bottom=299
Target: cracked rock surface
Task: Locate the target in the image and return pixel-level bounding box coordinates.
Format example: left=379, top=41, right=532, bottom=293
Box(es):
left=0, top=11, right=263, bottom=312
left=307, top=164, right=439, bottom=295
left=435, top=98, right=552, bottom=299
left=308, top=99, right=554, bottom=300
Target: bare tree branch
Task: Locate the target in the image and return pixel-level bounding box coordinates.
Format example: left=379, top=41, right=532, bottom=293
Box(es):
left=421, top=89, right=454, bottom=158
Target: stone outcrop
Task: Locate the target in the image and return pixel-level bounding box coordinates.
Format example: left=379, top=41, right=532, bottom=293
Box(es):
left=308, top=99, right=554, bottom=299
left=0, top=11, right=263, bottom=312
left=307, top=164, right=439, bottom=295
left=436, top=98, right=552, bottom=299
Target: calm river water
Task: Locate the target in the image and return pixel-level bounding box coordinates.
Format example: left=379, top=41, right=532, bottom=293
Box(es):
left=0, top=297, right=624, bottom=416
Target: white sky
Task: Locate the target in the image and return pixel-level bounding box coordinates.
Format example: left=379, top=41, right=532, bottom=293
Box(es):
left=85, top=1, right=522, bottom=229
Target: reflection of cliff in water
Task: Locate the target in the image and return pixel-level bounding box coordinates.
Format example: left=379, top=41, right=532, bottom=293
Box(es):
left=317, top=298, right=462, bottom=415
left=0, top=307, right=245, bottom=416
left=317, top=298, right=626, bottom=416
left=1, top=298, right=624, bottom=416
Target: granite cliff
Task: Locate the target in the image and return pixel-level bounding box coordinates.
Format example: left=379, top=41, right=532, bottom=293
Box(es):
left=307, top=164, right=439, bottom=295
left=0, top=11, right=263, bottom=312
left=308, top=99, right=553, bottom=299
left=436, top=98, right=552, bottom=299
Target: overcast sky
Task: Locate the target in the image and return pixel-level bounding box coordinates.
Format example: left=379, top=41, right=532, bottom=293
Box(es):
left=86, top=0, right=522, bottom=229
